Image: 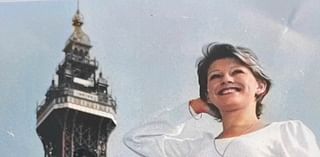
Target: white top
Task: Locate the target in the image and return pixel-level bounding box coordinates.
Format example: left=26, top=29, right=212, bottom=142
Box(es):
left=124, top=102, right=320, bottom=157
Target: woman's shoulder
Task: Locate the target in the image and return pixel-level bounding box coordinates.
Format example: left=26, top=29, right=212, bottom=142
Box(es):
left=268, top=120, right=320, bottom=155
left=271, top=120, right=304, bottom=126
left=270, top=120, right=309, bottom=130
left=270, top=120, right=316, bottom=141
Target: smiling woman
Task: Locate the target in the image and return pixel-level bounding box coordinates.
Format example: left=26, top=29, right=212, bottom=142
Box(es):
left=123, top=42, right=320, bottom=157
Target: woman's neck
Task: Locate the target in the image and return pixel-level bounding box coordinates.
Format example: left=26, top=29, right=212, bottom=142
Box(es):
left=219, top=109, right=263, bottom=138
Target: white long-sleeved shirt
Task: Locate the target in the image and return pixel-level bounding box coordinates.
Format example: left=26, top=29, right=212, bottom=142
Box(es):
left=124, top=102, right=320, bottom=157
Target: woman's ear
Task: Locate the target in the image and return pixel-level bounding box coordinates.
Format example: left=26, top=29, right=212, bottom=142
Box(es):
left=256, top=80, right=267, bottom=95
left=206, top=94, right=211, bottom=104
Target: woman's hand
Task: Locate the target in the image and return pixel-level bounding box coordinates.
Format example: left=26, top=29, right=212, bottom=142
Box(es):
left=189, top=98, right=215, bottom=116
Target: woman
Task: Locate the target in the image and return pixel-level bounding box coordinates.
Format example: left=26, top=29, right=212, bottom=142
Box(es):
left=124, top=42, right=320, bottom=157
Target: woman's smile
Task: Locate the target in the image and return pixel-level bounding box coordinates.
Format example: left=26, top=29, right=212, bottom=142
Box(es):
left=217, top=85, right=242, bottom=96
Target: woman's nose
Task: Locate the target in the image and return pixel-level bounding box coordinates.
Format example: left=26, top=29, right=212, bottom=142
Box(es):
left=221, top=74, right=234, bottom=84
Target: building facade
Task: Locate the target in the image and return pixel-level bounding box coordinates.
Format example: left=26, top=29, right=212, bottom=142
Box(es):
left=36, top=8, right=117, bottom=157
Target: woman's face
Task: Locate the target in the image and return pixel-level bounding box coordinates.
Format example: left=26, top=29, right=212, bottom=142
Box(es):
left=206, top=58, right=265, bottom=113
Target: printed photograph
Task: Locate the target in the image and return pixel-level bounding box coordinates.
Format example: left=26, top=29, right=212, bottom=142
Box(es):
left=0, top=0, right=320, bottom=156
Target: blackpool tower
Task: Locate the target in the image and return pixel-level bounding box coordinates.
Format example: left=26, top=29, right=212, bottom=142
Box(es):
left=36, top=7, right=117, bottom=157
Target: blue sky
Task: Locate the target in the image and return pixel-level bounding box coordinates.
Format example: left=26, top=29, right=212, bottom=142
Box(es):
left=1, top=0, right=320, bottom=156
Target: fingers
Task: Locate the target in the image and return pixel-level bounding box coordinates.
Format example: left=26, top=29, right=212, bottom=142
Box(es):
left=189, top=98, right=209, bottom=114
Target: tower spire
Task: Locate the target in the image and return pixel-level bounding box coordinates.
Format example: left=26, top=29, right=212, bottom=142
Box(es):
left=64, top=0, right=91, bottom=53
left=77, top=0, right=79, bottom=12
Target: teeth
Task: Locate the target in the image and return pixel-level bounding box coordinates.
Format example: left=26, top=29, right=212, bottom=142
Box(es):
left=220, top=88, right=238, bottom=95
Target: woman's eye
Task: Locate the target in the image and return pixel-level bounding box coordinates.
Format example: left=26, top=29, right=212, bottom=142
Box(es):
left=232, top=69, right=244, bottom=75
left=209, top=74, right=221, bottom=80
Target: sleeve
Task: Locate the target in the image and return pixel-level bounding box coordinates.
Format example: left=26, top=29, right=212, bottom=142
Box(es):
left=280, top=120, right=320, bottom=157
left=123, top=102, right=205, bottom=157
